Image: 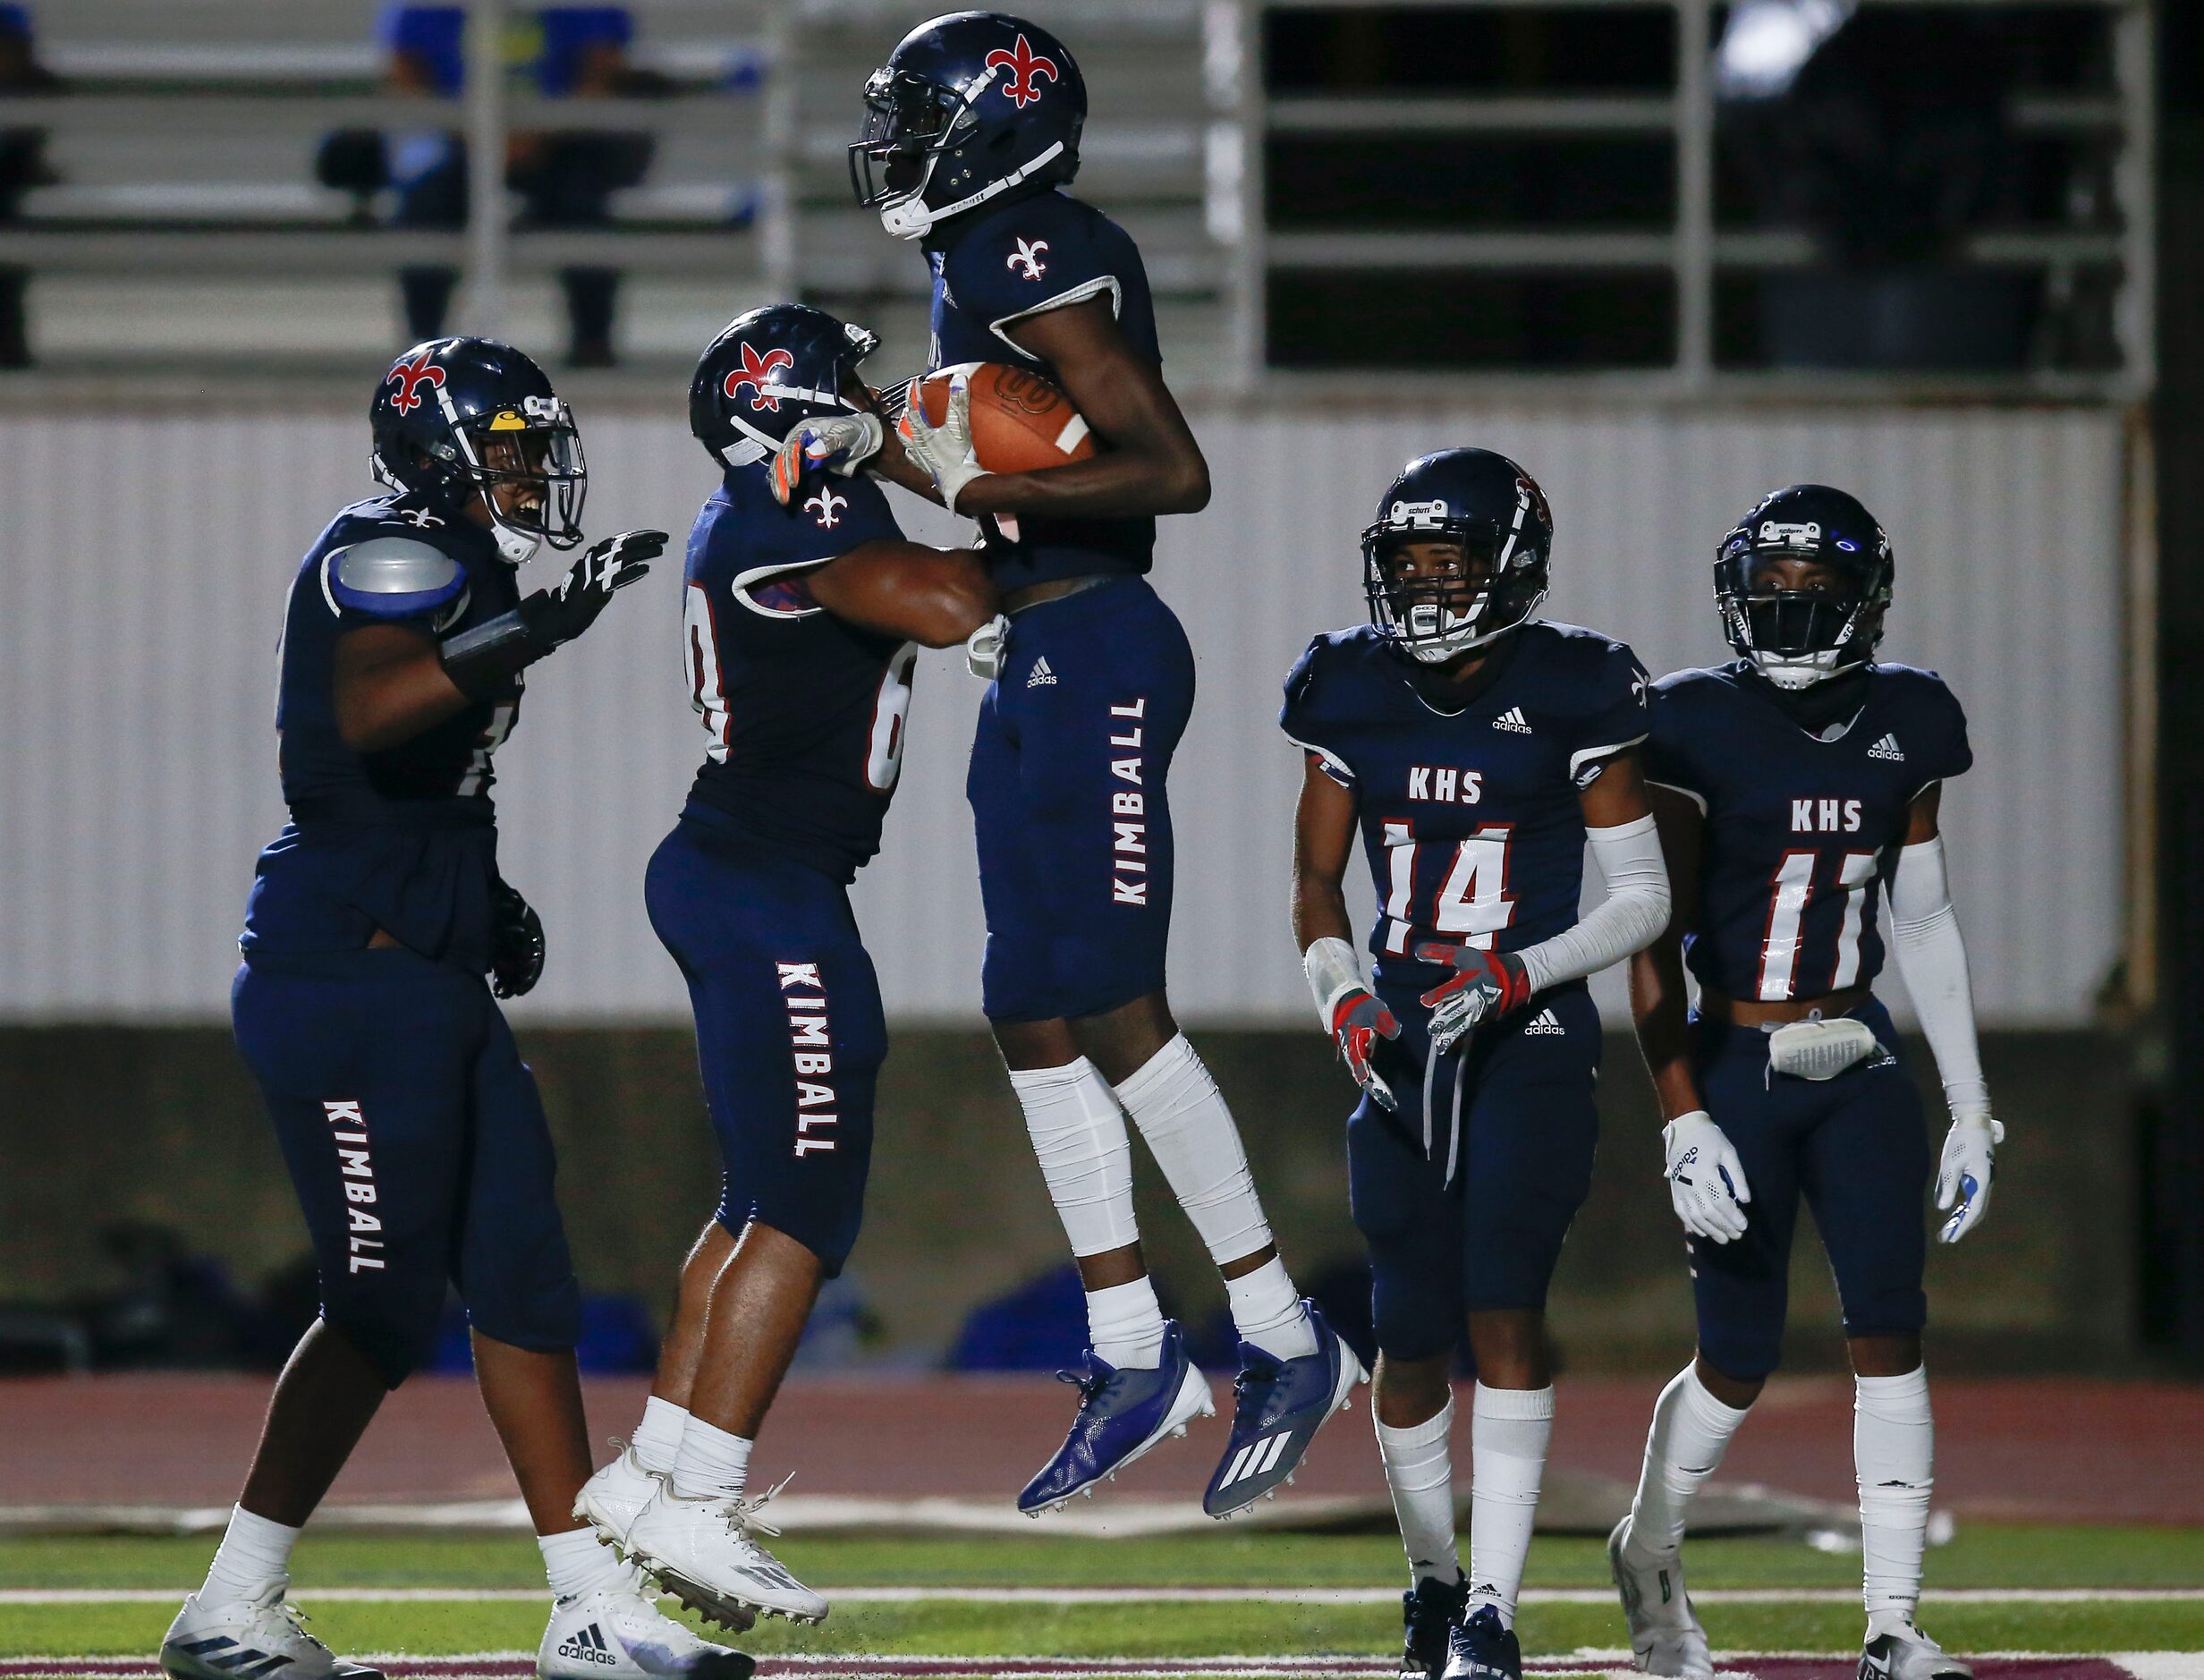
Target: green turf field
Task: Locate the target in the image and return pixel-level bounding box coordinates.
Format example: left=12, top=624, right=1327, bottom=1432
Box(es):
left=2, top=1524, right=2200, bottom=1667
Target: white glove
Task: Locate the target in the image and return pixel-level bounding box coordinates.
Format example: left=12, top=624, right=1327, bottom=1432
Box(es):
left=1662, top=1110, right=1751, bottom=1243
left=1935, top=1111, right=2004, bottom=1244
left=770, top=412, right=884, bottom=507
left=965, top=612, right=1010, bottom=681
left=897, top=367, right=993, bottom=513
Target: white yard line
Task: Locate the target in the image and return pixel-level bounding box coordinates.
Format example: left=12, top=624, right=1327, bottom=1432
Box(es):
left=4, top=1586, right=2204, bottom=1605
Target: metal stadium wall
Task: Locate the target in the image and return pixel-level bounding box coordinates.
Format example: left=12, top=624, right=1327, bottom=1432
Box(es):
left=0, top=398, right=2127, bottom=1026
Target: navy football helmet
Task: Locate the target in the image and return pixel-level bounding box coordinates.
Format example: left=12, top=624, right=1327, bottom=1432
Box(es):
left=689, top=303, right=882, bottom=468
left=849, top=11, right=1085, bottom=241
left=1363, top=448, right=1553, bottom=664
left=369, top=337, right=585, bottom=564
left=1715, top=484, right=1893, bottom=689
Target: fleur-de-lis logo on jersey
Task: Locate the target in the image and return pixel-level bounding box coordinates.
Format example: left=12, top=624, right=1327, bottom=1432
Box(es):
left=393, top=505, right=445, bottom=529
left=985, top=33, right=1058, bottom=109
left=386, top=349, right=445, bottom=415
left=805, top=486, right=847, bottom=530
left=1007, top=238, right=1050, bottom=282
left=723, top=343, right=795, bottom=412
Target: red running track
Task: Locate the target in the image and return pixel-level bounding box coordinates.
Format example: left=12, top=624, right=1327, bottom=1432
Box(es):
left=1, top=1374, right=2199, bottom=1523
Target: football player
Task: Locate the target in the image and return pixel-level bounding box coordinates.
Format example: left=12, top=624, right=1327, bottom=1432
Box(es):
left=769, top=10, right=1361, bottom=1517
left=571, top=305, right=996, bottom=1629
left=163, top=341, right=746, bottom=1680
left=1608, top=486, right=1996, bottom=1680
left=1284, top=450, right=1672, bottom=1680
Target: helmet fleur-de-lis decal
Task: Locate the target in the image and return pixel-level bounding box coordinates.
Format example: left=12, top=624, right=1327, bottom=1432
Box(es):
left=985, top=33, right=1058, bottom=109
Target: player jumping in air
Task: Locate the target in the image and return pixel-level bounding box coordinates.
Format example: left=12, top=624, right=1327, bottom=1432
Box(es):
left=1609, top=486, right=1996, bottom=1680
left=572, top=306, right=996, bottom=1628
left=162, top=340, right=746, bottom=1680
left=1284, top=450, right=1673, bottom=1680
left=768, top=10, right=1361, bottom=1517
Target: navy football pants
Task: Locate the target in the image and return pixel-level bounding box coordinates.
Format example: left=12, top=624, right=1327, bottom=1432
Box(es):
left=646, top=818, right=885, bottom=1276
left=1690, top=998, right=1930, bottom=1383
left=1346, top=980, right=1602, bottom=1362
left=232, top=949, right=580, bottom=1387
left=969, top=577, right=1196, bottom=1023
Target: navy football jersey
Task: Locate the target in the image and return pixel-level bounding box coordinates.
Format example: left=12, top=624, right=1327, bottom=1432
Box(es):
left=242, top=490, right=523, bottom=971
left=927, top=188, right=1160, bottom=592
left=1646, top=661, right=1971, bottom=1004
left=679, top=464, right=915, bottom=882
left=1281, top=622, right=1651, bottom=983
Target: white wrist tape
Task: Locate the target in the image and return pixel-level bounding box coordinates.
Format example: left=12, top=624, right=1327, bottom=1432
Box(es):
left=1302, top=936, right=1367, bottom=1030
left=1885, top=836, right=1989, bottom=1114
left=1514, top=812, right=1671, bottom=992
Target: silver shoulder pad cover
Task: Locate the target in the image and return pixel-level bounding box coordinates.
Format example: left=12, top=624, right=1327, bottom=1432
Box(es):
left=333, top=535, right=463, bottom=598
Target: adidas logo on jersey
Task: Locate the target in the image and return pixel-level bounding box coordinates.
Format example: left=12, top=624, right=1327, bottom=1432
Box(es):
left=1523, top=1009, right=1565, bottom=1036
left=557, top=1624, right=618, bottom=1666
left=1491, top=706, right=1533, bottom=734
left=1027, top=657, right=1058, bottom=689
left=1867, top=733, right=1905, bottom=761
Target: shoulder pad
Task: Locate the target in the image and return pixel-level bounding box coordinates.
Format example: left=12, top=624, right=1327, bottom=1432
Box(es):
left=324, top=535, right=468, bottom=620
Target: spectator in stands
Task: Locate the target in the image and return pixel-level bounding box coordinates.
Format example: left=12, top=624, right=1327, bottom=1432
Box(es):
left=0, top=3, right=62, bottom=370
left=378, top=5, right=659, bottom=367
left=1717, top=1, right=2031, bottom=370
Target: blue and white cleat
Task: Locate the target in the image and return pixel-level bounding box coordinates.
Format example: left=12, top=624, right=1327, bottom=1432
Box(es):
left=1203, top=1302, right=1368, bottom=1517
left=1441, top=1604, right=1522, bottom=1680
left=1017, top=1320, right=1216, bottom=1515
left=1398, top=1572, right=1471, bottom=1680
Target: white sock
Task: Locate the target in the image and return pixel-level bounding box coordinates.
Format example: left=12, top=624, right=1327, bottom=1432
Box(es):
left=1087, top=1275, right=1167, bottom=1370
left=1115, top=1037, right=1310, bottom=1356
left=1855, top=1366, right=1933, bottom=1619
left=1625, top=1362, right=1752, bottom=1560
left=630, top=1395, right=688, bottom=1477
left=672, top=1417, right=754, bottom=1502
left=1009, top=1057, right=1141, bottom=1258
left=539, top=1524, right=625, bottom=1601
left=1376, top=1396, right=1459, bottom=1585
left=200, top=1505, right=301, bottom=1605
left=1224, top=1254, right=1318, bottom=1362
left=1466, top=1382, right=1554, bottom=1630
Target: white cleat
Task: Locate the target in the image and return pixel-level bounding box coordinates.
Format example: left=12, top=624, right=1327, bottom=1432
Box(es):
left=624, top=1477, right=826, bottom=1631
left=161, top=1580, right=385, bottom=1680
left=538, top=1579, right=755, bottom=1678
left=576, top=1440, right=669, bottom=1553
left=1859, top=1613, right=1973, bottom=1680
left=1608, top=1517, right=1712, bottom=1679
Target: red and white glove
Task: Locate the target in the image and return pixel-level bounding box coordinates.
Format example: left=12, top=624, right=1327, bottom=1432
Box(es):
left=769, top=412, right=885, bottom=507
left=1416, top=941, right=1532, bottom=1057
left=1304, top=936, right=1403, bottom=1112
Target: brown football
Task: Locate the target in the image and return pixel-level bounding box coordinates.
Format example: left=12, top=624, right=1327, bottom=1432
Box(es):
left=903, top=361, right=1098, bottom=475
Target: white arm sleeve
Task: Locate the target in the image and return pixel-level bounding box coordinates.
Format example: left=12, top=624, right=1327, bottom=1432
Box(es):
left=1884, top=835, right=1990, bottom=1116
left=1514, top=813, right=1671, bottom=993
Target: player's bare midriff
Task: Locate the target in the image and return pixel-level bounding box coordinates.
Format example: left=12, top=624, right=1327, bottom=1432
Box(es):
left=1699, top=982, right=1874, bottom=1028
left=1004, top=573, right=1114, bottom=614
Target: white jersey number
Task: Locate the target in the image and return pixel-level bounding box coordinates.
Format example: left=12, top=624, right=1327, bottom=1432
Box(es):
left=1757, top=849, right=1878, bottom=1000
left=1378, top=821, right=1517, bottom=956
left=684, top=582, right=732, bottom=763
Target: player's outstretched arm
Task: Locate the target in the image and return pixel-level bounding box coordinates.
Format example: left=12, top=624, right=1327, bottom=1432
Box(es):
left=804, top=540, right=998, bottom=649
left=1292, top=753, right=1403, bottom=1112
left=1628, top=784, right=1750, bottom=1243
left=1886, top=785, right=2003, bottom=1243
left=335, top=530, right=663, bottom=751
left=942, top=296, right=1208, bottom=521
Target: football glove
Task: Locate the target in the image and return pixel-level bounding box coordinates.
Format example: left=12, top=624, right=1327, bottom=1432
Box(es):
left=1329, top=986, right=1404, bottom=1113
left=897, top=368, right=992, bottom=513
left=1415, top=941, right=1532, bottom=1057
left=770, top=412, right=886, bottom=507
left=488, top=878, right=545, bottom=999
left=1935, top=1110, right=2004, bottom=1244
left=1662, top=1110, right=1751, bottom=1243
left=520, top=528, right=665, bottom=649
left=966, top=612, right=1011, bottom=681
